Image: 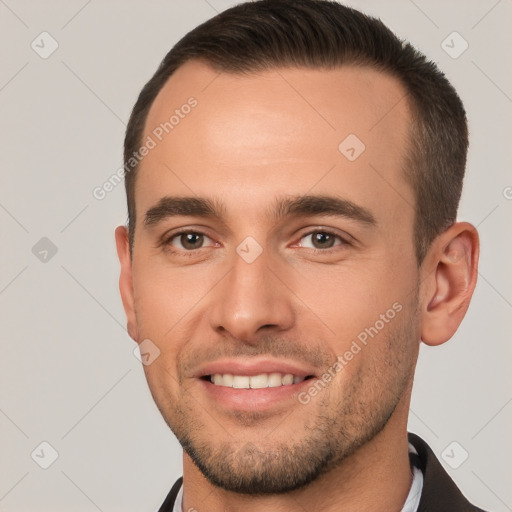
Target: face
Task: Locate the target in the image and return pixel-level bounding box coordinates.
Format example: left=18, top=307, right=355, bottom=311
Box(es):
left=121, top=61, right=423, bottom=494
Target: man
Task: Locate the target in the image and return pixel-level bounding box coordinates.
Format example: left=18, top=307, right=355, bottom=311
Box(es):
left=115, top=1, right=485, bottom=510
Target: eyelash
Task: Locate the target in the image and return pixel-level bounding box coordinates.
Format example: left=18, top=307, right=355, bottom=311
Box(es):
left=162, top=229, right=351, bottom=255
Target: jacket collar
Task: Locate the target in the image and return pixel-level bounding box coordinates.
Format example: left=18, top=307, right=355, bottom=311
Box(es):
left=408, top=433, right=486, bottom=512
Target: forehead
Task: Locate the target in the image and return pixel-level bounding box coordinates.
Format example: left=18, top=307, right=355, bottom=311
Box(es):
left=137, top=60, right=414, bottom=228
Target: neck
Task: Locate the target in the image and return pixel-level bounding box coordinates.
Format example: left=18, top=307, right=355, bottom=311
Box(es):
left=182, top=397, right=413, bottom=512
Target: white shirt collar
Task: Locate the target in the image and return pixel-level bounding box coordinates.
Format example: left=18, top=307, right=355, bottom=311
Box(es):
left=400, top=442, right=424, bottom=512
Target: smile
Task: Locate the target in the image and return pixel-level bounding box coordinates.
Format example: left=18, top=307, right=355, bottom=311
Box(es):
left=207, top=372, right=312, bottom=388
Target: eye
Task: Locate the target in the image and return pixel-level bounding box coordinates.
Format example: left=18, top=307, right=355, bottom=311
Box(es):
left=298, top=230, right=348, bottom=250
left=166, top=231, right=215, bottom=251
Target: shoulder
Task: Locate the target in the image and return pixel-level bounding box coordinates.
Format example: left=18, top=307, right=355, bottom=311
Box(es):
left=408, top=433, right=488, bottom=512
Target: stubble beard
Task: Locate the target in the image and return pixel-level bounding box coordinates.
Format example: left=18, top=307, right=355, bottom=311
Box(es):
left=151, top=300, right=420, bottom=495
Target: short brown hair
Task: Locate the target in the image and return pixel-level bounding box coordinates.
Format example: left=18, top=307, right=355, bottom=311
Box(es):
left=123, top=0, right=468, bottom=263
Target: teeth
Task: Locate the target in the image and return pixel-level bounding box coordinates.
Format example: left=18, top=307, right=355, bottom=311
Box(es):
left=209, top=372, right=305, bottom=388
left=268, top=372, right=283, bottom=387
left=222, top=373, right=234, bottom=387
left=281, top=374, right=294, bottom=385
left=250, top=374, right=268, bottom=389
left=232, top=375, right=250, bottom=388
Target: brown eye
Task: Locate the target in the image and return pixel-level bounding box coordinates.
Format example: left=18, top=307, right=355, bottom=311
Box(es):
left=299, top=231, right=345, bottom=250
left=169, top=232, right=210, bottom=251
left=312, top=232, right=335, bottom=249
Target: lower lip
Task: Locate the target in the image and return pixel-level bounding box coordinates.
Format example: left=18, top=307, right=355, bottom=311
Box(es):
left=199, top=378, right=315, bottom=411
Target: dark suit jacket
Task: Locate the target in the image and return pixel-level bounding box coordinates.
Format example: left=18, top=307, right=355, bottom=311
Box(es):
left=157, top=433, right=487, bottom=511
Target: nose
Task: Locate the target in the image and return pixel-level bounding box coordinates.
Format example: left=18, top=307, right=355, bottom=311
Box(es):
left=208, top=246, right=296, bottom=344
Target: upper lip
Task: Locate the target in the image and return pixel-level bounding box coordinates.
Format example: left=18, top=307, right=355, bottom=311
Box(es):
left=194, top=358, right=317, bottom=378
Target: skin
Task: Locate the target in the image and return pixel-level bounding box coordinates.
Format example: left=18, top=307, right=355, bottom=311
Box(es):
left=115, top=60, right=479, bottom=512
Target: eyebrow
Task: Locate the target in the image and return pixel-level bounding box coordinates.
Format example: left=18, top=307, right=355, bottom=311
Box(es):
left=143, top=194, right=377, bottom=228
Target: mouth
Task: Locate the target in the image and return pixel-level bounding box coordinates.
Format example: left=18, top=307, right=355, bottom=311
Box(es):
left=201, top=372, right=316, bottom=389
left=198, top=372, right=316, bottom=411
left=194, top=358, right=320, bottom=411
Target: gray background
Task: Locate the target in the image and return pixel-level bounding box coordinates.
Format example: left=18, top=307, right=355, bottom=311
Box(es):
left=0, top=0, right=511, bottom=510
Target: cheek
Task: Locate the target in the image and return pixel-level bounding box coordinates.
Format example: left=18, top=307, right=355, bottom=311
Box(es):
left=132, top=263, right=213, bottom=338
left=330, top=298, right=419, bottom=396
left=296, top=262, right=410, bottom=340
left=294, top=260, right=418, bottom=387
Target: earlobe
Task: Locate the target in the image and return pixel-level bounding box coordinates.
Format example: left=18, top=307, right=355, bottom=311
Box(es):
left=115, top=226, right=139, bottom=343
left=420, top=222, right=479, bottom=346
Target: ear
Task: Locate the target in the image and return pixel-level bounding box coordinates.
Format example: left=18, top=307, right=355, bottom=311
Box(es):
left=420, top=222, right=479, bottom=346
left=115, top=226, right=139, bottom=342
